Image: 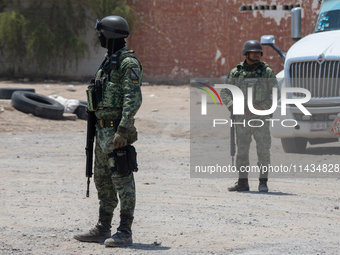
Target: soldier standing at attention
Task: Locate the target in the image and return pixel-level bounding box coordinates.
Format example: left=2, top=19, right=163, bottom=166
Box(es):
left=220, top=40, right=279, bottom=192
left=74, top=16, right=142, bottom=247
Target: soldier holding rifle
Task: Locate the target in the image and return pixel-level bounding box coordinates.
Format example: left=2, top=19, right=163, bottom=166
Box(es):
left=220, top=40, right=279, bottom=192
left=74, top=16, right=142, bottom=247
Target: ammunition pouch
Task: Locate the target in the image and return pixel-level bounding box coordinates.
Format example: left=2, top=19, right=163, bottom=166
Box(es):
left=107, top=145, right=138, bottom=175
left=86, top=78, right=103, bottom=111
left=236, top=78, right=269, bottom=103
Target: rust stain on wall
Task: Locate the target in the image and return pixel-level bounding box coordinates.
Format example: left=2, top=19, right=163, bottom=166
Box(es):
left=128, top=0, right=321, bottom=84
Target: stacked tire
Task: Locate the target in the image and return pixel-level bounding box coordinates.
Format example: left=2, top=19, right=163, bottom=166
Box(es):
left=1, top=87, right=87, bottom=120
left=11, top=91, right=65, bottom=120
left=0, top=88, right=35, bottom=99
left=74, top=100, right=88, bottom=120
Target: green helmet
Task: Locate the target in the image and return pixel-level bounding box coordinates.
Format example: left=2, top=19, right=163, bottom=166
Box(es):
left=95, top=16, right=129, bottom=39
left=241, top=40, right=263, bottom=56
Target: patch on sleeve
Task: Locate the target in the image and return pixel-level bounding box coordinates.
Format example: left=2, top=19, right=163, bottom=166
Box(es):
left=130, top=67, right=140, bottom=82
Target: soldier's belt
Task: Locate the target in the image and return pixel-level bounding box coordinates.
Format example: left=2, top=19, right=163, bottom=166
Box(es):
left=97, top=117, right=122, bottom=129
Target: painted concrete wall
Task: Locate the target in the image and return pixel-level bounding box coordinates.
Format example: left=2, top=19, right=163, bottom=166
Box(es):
left=64, top=28, right=107, bottom=80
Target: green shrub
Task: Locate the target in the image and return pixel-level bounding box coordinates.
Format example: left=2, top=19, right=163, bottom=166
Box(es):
left=0, top=0, right=137, bottom=78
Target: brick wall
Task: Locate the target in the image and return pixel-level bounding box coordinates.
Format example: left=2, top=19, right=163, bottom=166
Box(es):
left=127, top=0, right=321, bottom=84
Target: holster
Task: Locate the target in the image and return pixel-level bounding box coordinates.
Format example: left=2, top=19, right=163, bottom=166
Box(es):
left=107, top=145, right=138, bottom=175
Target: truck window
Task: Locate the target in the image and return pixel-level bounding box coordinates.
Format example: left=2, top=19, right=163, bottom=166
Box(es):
left=313, top=0, right=340, bottom=32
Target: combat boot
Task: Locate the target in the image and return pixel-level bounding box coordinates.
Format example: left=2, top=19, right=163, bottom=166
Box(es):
left=105, top=215, right=133, bottom=247
left=228, top=178, right=249, bottom=192
left=258, top=178, right=268, bottom=192
left=74, top=211, right=112, bottom=243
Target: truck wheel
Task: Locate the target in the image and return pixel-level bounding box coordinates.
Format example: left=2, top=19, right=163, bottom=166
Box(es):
left=0, top=88, right=35, bottom=99
left=281, top=138, right=307, bottom=153
left=11, top=91, right=64, bottom=120
left=74, top=101, right=88, bottom=120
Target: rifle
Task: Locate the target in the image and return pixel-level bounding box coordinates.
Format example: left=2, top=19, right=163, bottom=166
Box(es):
left=85, top=110, right=96, bottom=197
left=230, top=113, right=236, bottom=166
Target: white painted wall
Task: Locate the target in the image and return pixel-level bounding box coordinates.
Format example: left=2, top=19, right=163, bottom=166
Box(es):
left=63, top=29, right=107, bottom=79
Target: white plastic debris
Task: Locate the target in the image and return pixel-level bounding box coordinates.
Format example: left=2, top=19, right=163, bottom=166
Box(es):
left=67, top=85, right=76, bottom=92
left=48, top=95, right=79, bottom=113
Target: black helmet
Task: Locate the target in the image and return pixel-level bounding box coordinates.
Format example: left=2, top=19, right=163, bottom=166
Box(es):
left=95, top=16, right=129, bottom=39
left=241, top=40, right=263, bottom=56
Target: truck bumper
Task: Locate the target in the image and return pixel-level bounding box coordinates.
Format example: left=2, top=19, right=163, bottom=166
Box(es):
left=270, top=105, right=340, bottom=139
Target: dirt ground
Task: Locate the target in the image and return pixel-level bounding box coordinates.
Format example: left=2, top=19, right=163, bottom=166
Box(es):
left=0, top=81, right=340, bottom=255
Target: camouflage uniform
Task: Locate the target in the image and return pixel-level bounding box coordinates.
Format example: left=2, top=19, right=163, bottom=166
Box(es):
left=220, top=61, right=279, bottom=180
left=88, top=46, right=142, bottom=231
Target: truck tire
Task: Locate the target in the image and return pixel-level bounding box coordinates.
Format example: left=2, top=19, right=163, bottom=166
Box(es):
left=281, top=138, right=307, bottom=153
left=0, top=88, right=35, bottom=99
left=11, top=91, right=64, bottom=120
left=74, top=101, right=88, bottom=120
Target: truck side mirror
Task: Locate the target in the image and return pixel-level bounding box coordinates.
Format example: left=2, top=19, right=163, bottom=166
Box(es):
left=260, top=35, right=286, bottom=64
left=261, top=35, right=276, bottom=45
left=291, top=7, right=302, bottom=41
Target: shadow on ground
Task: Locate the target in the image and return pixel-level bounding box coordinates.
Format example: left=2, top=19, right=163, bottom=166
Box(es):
left=304, top=146, right=340, bottom=156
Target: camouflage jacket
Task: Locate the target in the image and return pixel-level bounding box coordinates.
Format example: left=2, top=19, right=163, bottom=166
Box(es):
left=93, top=46, right=143, bottom=131
left=220, top=61, right=279, bottom=114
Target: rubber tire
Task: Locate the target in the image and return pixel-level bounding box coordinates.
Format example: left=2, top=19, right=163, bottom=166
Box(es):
left=11, top=91, right=64, bottom=120
left=0, top=88, right=35, bottom=99
left=281, top=138, right=307, bottom=153
left=74, top=101, right=88, bottom=120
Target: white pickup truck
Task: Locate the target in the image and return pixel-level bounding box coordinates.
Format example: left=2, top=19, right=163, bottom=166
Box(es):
left=261, top=0, right=340, bottom=153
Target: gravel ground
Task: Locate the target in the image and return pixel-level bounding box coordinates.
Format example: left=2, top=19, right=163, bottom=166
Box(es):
left=0, top=82, right=340, bottom=255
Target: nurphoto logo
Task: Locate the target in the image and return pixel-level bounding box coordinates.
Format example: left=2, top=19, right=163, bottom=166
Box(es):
left=213, top=85, right=311, bottom=116
left=196, top=82, right=223, bottom=115
left=197, top=84, right=312, bottom=128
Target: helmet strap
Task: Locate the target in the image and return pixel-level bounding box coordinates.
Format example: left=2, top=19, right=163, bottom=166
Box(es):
left=110, top=34, right=115, bottom=54
left=109, top=35, right=121, bottom=71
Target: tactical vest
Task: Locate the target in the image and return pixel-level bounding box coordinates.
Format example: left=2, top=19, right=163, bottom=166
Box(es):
left=233, top=63, right=270, bottom=103
left=87, top=50, right=142, bottom=111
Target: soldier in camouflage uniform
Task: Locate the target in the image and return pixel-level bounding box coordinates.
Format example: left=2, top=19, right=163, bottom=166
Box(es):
left=74, top=16, right=142, bottom=247
left=220, top=40, right=279, bottom=192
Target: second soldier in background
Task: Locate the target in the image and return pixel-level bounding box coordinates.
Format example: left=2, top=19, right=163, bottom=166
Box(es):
left=220, top=40, right=279, bottom=192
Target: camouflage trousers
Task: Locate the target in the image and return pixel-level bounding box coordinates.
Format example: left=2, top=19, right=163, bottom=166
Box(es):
left=235, top=115, right=271, bottom=179
left=93, top=126, right=136, bottom=217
